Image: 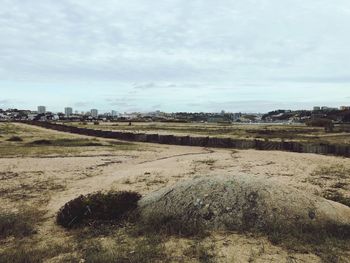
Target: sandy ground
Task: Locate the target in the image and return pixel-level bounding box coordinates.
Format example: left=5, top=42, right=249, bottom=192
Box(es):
left=1, top=124, right=350, bottom=262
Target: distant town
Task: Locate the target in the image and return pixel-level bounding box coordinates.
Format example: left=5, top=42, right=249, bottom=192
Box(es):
left=1, top=105, right=350, bottom=125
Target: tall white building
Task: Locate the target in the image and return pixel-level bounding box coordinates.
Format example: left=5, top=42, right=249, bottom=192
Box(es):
left=91, top=109, right=98, bottom=118
left=65, top=107, right=73, bottom=117
left=37, top=106, right=46, bottom=114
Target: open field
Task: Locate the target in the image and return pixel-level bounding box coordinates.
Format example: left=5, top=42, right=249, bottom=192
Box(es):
left=67, top=121, right=350, bottom=145
left=0, top=123, right=350, bottom=262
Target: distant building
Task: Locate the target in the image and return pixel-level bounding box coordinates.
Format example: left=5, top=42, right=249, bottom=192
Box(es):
left=37, top=106, right=46, bottom=114
left=340, top=106, right=350, bottom=110
left=313, top=106, right=320, bottom=111
left=321, top=106, right=338, bottom=111
left=111, top=110, right=118, bottom=117
left=91, top=109, right=98, bottom=118
left=64, top=107, right=73, bottom=117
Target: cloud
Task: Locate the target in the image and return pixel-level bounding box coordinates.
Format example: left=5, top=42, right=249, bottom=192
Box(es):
left=1, top=0, right=350, bottom=111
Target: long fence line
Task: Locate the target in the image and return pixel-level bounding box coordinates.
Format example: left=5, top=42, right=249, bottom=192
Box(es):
left=21, top=121, right=350, bottom=158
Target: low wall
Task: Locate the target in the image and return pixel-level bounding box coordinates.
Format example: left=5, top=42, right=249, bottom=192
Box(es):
left=21, top=121, right=350, bottom=158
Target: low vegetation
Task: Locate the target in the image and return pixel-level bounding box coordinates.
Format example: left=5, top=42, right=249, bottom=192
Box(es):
left=0, top=206, right=45, bottom=239
left=79, top=235, right=166, bottom=263
left=69, top=121, right=350, bottom=145
left=57, top=191, right=142, bottom=228
left=312, top=164, right=350, bottom=179
left=131, top=211, right=209, bottom=238
left=0, top=241, right=74, bottom=263
left=28, top=138, right=104, bottom=147
left=0, top=123, right=141, bottom=157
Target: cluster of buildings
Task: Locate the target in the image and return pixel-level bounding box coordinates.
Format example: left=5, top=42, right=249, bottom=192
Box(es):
left=1, top=105, right=350, bottom=124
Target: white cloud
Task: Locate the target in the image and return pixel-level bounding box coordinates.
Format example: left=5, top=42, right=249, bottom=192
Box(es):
left=0, top=0, right=350, bottom=111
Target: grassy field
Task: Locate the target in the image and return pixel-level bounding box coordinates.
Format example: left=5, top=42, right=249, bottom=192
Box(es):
left=0, top=123, right=141, bottom=158
left=66, top=121, right=350, bottom=145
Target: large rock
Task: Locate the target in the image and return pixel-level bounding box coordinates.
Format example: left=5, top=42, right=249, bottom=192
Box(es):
left=138, top=175, right=350, bottom=234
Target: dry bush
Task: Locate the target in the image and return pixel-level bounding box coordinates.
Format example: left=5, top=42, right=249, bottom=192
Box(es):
left=57, top=191, right=142, bottom=228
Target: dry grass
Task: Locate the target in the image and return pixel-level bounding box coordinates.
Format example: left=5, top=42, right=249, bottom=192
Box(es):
left=0, top=206, right=45, bottom=239
left=0, top=123, right=141, bottom=157
left=0, top=241, right=75, bottom=263
left=310, top=164, right=350, bottom=207
left=311, top=164, right=350, bottom=179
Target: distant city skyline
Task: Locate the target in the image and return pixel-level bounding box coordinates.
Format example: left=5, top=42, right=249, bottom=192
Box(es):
left=1, top=0, right=350, bottom=112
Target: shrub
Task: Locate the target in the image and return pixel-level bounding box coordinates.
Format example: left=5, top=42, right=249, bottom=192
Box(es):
left=57, top=191, right=142, bottom=228
left=6, top=136, right=23, bottom=142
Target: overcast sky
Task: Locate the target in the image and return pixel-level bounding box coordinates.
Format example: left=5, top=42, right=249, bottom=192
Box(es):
left=1, top=0, right=350, bottom=113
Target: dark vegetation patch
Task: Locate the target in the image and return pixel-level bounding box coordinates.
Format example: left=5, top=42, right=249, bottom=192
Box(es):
left=57, top=191, right=142, bottom=228
left=6, top=136, right=23, bottom=142
left=28, top=138, right=104, bottom=147
left=263, top=218, right=350, bottom=263
left=0, top=206, right=45, bottom=239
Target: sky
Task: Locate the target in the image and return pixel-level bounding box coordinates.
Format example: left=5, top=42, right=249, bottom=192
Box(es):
left=1, top=0, right=350, bottom=113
